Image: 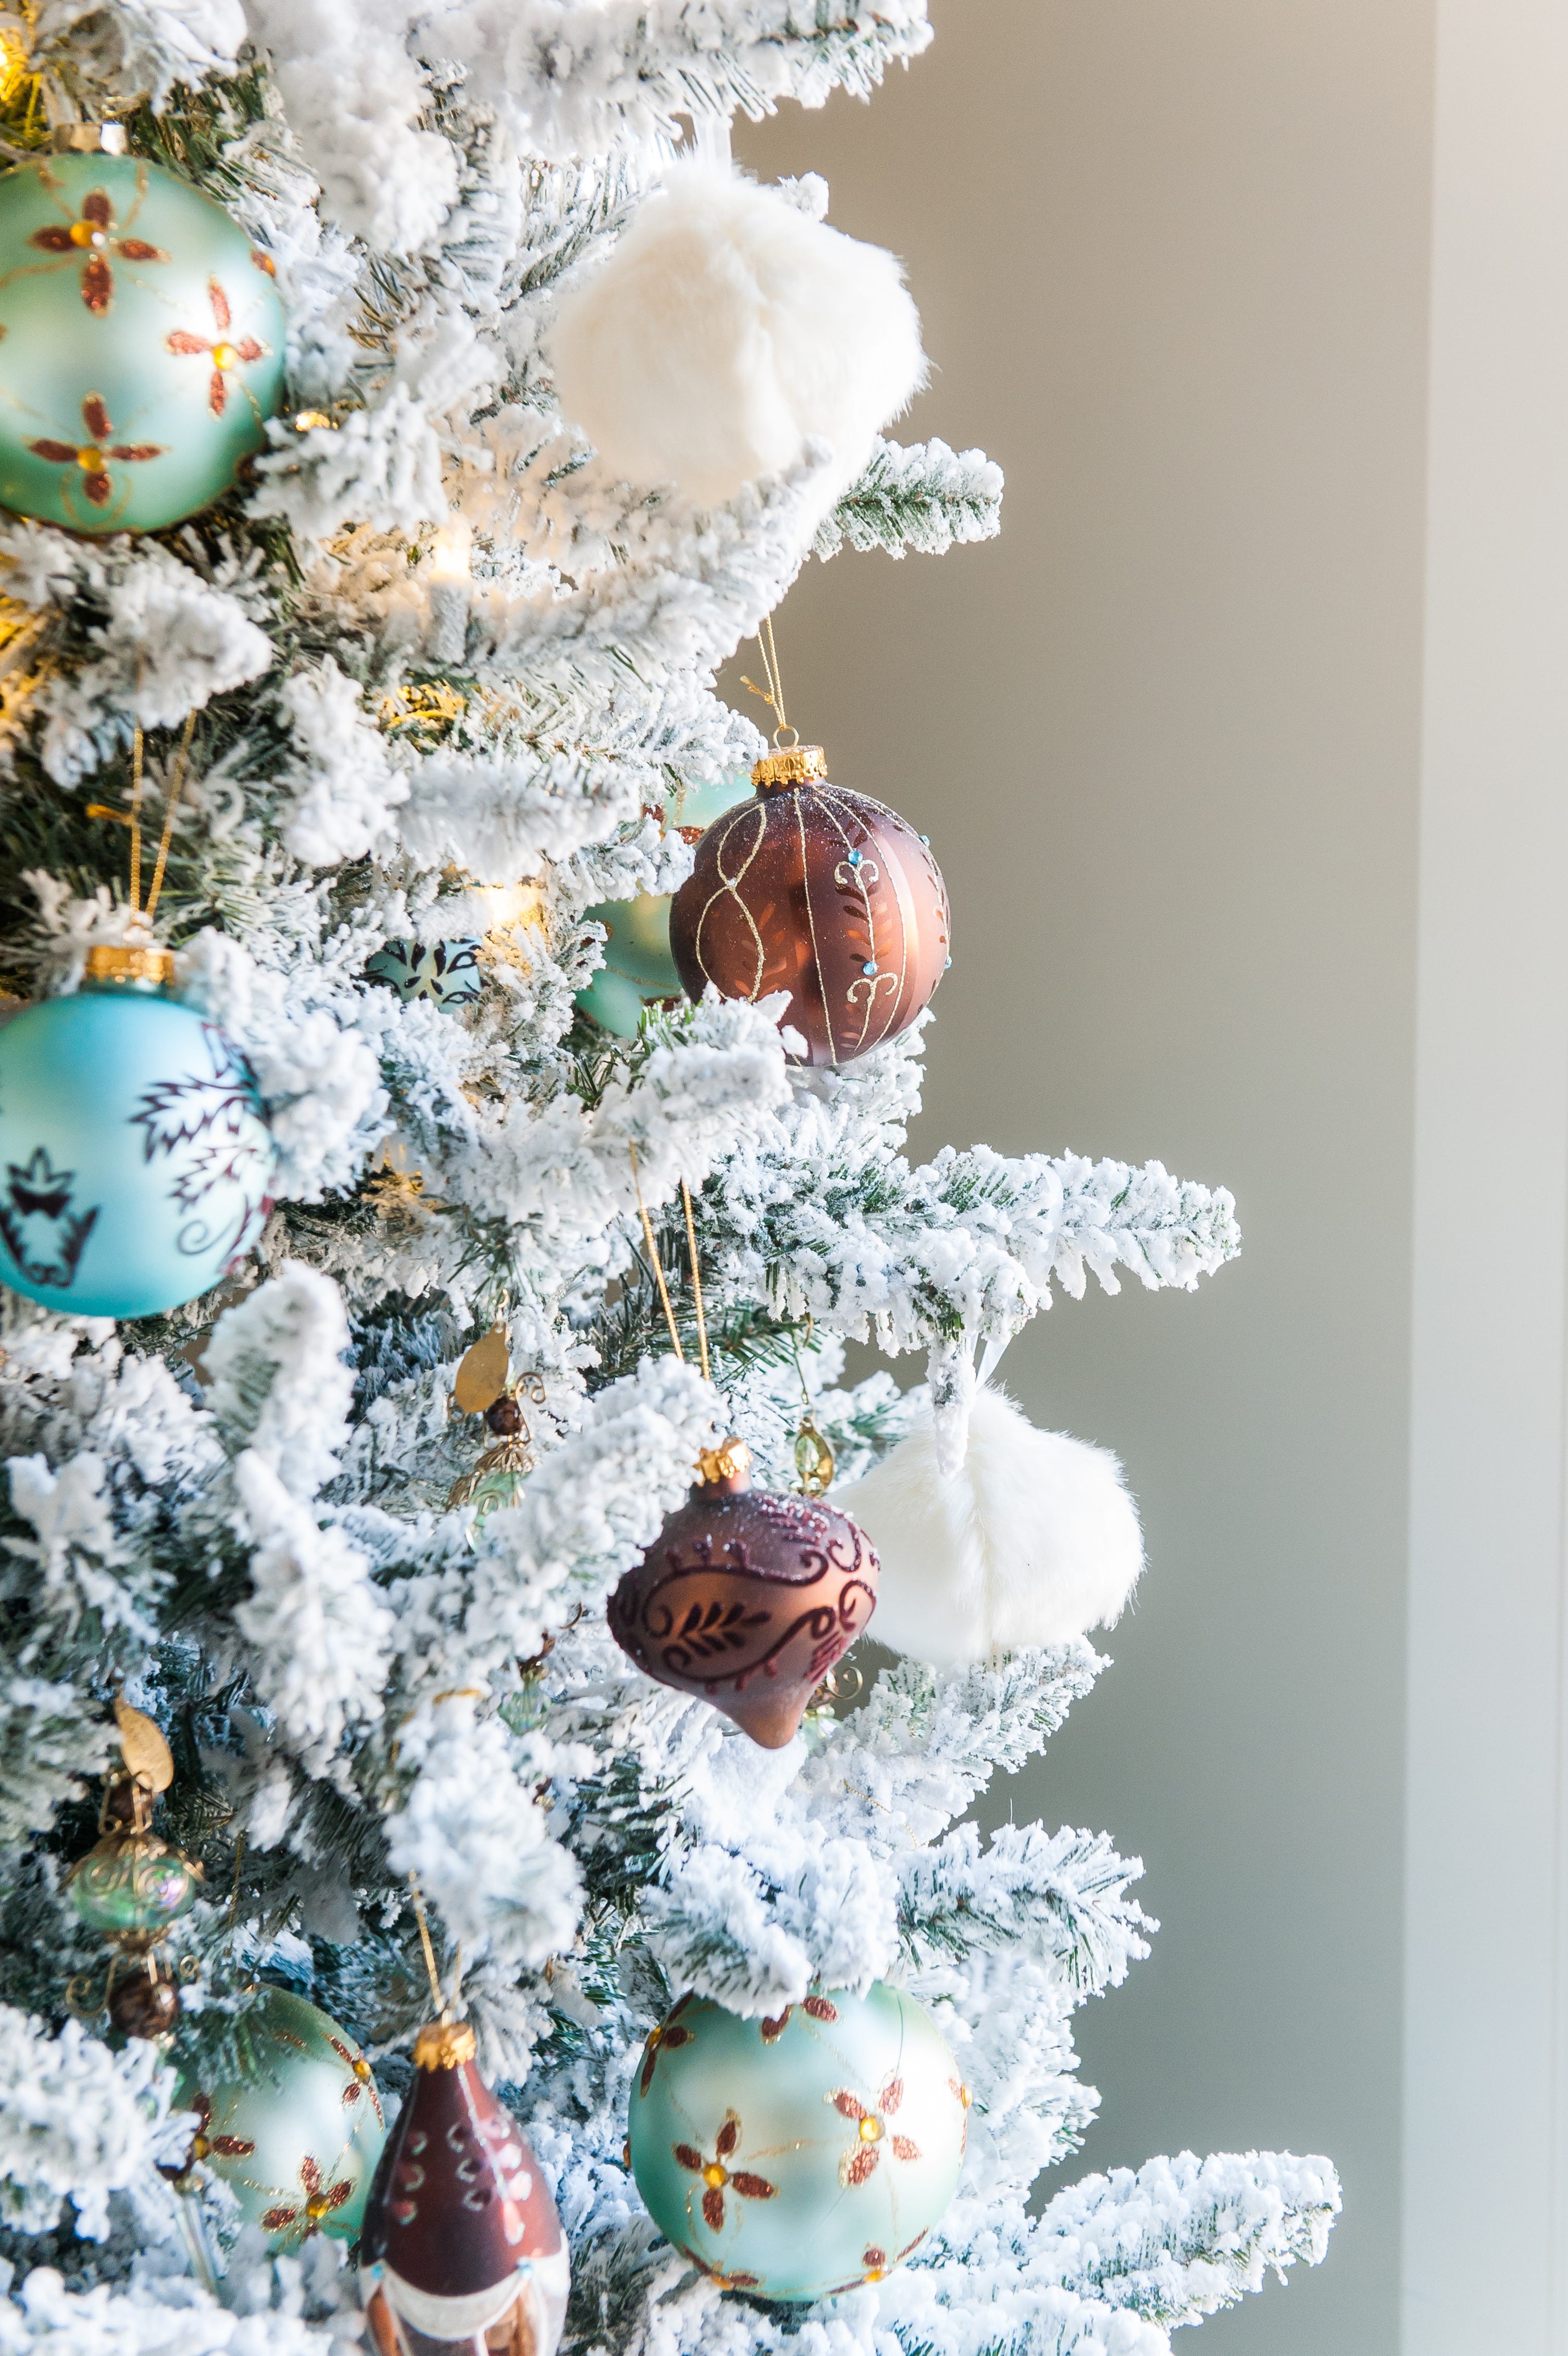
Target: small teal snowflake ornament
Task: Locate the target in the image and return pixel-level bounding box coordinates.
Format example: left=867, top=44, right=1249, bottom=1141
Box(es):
left=576, top=772, right=754, bottom=1038
left=175, top=1986, right=387, bottom=2251
left=0, top=944, right=273, bottom=1319
left=364, top=936, right=483, bottom=1008
left=628, top=1984, right=968, bottom=2300
left=0, top=145, right=285, bottom=535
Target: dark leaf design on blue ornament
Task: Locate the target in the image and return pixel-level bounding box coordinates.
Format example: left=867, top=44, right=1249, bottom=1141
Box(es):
left=364, top=937, right=483, bottom=1007
left=130, top=1025, right=269, bottom=1260
left=0, top=1147, right=97, bottom=1289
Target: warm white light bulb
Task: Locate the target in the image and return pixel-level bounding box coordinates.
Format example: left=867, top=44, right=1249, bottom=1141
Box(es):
left=430, top=514, right=472, bottom=583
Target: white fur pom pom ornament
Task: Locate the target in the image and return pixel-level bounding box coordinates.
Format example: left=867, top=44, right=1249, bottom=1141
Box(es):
left=549, top=165, right=926, bottom=511
left=835, top=1386, right=1144, bottom=1668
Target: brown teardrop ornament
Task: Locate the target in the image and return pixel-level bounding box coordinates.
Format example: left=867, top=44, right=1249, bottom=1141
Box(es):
left=607, top=1441, right=880, bottom=1747
left=360, top=2018, right=569, bottom=2356
left=667, top=746, right=949, bottom=1068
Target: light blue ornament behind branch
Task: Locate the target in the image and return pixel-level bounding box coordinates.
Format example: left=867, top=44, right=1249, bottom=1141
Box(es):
left=364, top=937, right=483, bottom=1007
left=628, top=1984, right=968, bottom=2301
left=0, top=150, right=285, bottom=535
left=577, top=772, right=754, bottom=1038
left=0, top=954, right=274, bottom=1319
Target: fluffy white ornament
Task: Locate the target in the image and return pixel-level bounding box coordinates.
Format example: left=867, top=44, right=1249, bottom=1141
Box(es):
left=838, top=1385, right=1144, bottom=1668
left=549, top=165, right=926, bottom=510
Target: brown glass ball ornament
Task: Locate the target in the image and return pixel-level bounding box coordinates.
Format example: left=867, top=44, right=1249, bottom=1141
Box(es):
left=668, top=745, right=950, bottom=1068
left=607, top=1439, right=880, bottom=1747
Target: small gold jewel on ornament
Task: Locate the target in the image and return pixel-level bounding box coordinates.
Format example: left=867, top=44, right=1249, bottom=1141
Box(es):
left=695, top=1436, right=751, bottom=1488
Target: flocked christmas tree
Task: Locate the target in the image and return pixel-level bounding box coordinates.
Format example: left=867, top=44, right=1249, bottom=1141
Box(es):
left=0, top=6, right=1339, bottom=2355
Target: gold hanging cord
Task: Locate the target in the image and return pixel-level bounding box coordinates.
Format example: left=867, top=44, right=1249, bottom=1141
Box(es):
left=628, top=1140, right=683, bottom=1364
left=144, top=710, right=197, bottom=922
left=86, top=708, right=197, bottom=922
left=628, top=1151, right=713, bottom=1386
left=680, top=1177, right=711, bottom=1384
left=407, top=1871, right=464, bottom=2016
left=741, top=614, right=799, bottom=751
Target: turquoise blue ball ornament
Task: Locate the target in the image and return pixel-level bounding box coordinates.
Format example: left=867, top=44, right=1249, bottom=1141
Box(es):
left=0, top=946, right=274, bottom=1319
left=628, top=1985, right=969, bottom=2300
left=365, top=937, right=482, bottom=1007
left=176, top=1987, right=387, bottom=2252
left=576, top=773, right=753, bottom=1037
left=0, top=146, right=285, bottom=535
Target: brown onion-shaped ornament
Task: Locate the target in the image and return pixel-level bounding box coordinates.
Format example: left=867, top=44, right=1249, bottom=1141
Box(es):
left=360, top=2018, right=569, bottom=2356
left=668, top=745, right=949, bottom=1068
left=607, top=1439, right=879, bottom=1747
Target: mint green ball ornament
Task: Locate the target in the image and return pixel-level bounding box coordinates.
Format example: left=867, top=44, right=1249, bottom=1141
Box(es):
left=0, top=947, right=274, bottom=1319
left=176, top=1987, right=387, bottom=2252
left=629, top=1985, right=969, bottom=2301
left=577, top=773, right=753, bottom=1037
left=0, top=149, right=285, bottom=535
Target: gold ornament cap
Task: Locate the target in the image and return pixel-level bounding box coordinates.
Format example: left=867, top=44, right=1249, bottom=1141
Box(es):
left=85, top=943, right=175, bottom=989
left=752, top=744, right=828, bottom=791
left=695, top=1436, right=751, bottom=1492
left=415, top=2017, right=477, bottom=2069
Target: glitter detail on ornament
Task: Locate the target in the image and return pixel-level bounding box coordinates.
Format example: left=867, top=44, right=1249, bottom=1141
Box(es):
left=166, top=277, right=268, bottom=419
left=23, top=173, right=168, bottom=311
left=25, top=390, right=163, bottom=520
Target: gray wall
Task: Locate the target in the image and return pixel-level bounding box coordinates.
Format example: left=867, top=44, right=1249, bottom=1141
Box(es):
left=738, top=4, right=1435, bottom=2347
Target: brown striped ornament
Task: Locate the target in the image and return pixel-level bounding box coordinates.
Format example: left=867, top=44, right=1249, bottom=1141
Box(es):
left=667, top=746, right=949, bottom=1068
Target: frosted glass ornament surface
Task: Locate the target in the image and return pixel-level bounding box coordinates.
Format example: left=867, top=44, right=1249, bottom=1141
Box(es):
left=0, top=985, right=274, bottom=1318
left=577, top=772, right=753, bottom=1037
left=177, top=1987, right=387, bottom=2251
left=0, top=152, right=284, bottom=535
left=628, top=1985, right=967, bottom=2301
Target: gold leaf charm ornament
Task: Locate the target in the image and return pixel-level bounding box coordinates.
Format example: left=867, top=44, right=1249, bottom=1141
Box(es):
left=453, top=1325, right=509, bottom=1415
left=450, top=1334, right=549, bottom=1536
left=114, top=1696, right=173, bottom=1792
left=66, top=1704, right=201, bottom=2040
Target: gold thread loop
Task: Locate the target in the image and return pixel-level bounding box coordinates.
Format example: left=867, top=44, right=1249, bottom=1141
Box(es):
left=741, top=613, right=801, bottom=752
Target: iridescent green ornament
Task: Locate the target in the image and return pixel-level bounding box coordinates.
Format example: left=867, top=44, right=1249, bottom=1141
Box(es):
left=0, top=147, right=285, bottom=535
left=577, top=773, right=753, bottom=1037
left=176, top=1986, right=387, bottom=2251
left=68, top=1826, right=199, bottom=1936
left=628, top=1983, right=969, bottom=2300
